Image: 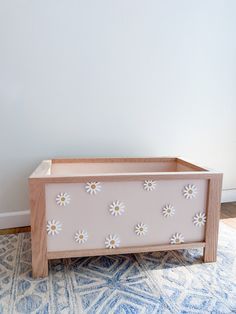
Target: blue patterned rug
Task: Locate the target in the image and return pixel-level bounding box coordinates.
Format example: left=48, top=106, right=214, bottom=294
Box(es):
left=0, top=222, right=236, bottom=314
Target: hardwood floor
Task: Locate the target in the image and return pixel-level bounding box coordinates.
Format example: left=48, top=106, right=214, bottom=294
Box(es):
left=220, top=202, right=236, bottom=229
left=0, top=202, right=236, bottom=235
left=0, top=226, right=30, bottom=235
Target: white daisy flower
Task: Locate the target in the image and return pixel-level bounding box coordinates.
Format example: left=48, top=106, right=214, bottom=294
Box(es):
left=109, top=201, right=125, bottom=216
left=105, top=234, right=120, bottom=249
left=143, top=180, right=157, bottom=192
left=46, top=220, right=62, bottom=236
left=135, top=223, right=148, bottom=236
left=75, top=230, right=88, bottom=244
left=183, top=184, right=197, bottom=199
left=162, top=204, right=175, bottom=218
left=193, top=212, right=206, bottom=227
left=170, top=233, right=184, bottom=244
left=85, top=182, right=101, bottom=195
left=56, top=192, right=70, bottom=206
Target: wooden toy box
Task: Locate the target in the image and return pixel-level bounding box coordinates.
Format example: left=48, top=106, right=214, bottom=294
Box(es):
left=29, top=157, right=222, bottom=278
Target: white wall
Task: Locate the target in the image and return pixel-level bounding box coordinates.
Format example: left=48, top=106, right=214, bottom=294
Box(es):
left=0, top=0, right=236, bottom=214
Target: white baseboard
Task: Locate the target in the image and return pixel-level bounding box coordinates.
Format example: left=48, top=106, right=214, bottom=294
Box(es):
left=0, top=210, right=30, bottom=229
left=0, top=189, right=235, bottom=230
left=221, top=189, right=236, bottom=203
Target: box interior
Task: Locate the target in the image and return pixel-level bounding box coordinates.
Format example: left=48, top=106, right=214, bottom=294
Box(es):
left=50, top=159, right=207, bottom=176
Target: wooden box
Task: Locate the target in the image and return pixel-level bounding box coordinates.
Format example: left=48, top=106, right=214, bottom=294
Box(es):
left=29, top=157, right=223, bottom=278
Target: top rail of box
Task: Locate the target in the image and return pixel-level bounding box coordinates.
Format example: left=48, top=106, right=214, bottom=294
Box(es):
left=29, top=157, right=222, bottom=183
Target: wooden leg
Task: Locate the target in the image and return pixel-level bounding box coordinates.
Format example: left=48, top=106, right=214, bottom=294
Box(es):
left=203, top=174, right=223, bottom=263
left=29, top=181, right=48, bottom=278
left=32, top=250, right=48, bottom=278
left=203, top=246, right=217, bottom=263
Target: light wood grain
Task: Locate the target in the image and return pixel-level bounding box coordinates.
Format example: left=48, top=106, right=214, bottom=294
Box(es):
left=52, top=157, right=177, bottom=164
left=204, top=174, right=223, bottom=262
left=29, top=172, right=219, bottom=184
left=29, top=181, right=48, bottom=278
left=31, top=157, right=215, bottom=181
left=29, top=160, right=52, bottom=178
left=30, top=157, right=218, bottom=183
left=176, top=158, right=207, bottom=171
left=47, top=241, right=206, bottom=259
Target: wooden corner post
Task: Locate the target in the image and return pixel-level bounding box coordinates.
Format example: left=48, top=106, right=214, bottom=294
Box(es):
left=29, top=180, right=48, bottom=278
left=204, top=173, right=223, bottom=263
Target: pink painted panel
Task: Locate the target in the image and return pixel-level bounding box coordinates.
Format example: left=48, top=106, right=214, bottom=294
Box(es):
left=45, top=179, right=208, bottom=252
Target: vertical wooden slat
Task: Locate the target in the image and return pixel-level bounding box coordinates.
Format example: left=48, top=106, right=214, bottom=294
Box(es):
left=204, top=174, right=223, bottom=262
left=29, top=181, right=48, bottom=278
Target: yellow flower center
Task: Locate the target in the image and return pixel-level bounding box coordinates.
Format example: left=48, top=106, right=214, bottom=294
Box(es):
left=199, top=218, right=202, bottom=221
left=110, top=240, right=115, bottom=245
left=51, top=225, right=56, bottom=230
left=176, top=238, right=180, bottom=243
left=79, top=235, right=83, bottom=239
left=140, top=228, right=143, bottom=231
left=115, top=206, right=119, bottom=211
left=61, top=197, right=65, bottom=202
left=91, top=184, right=96, bottom=189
